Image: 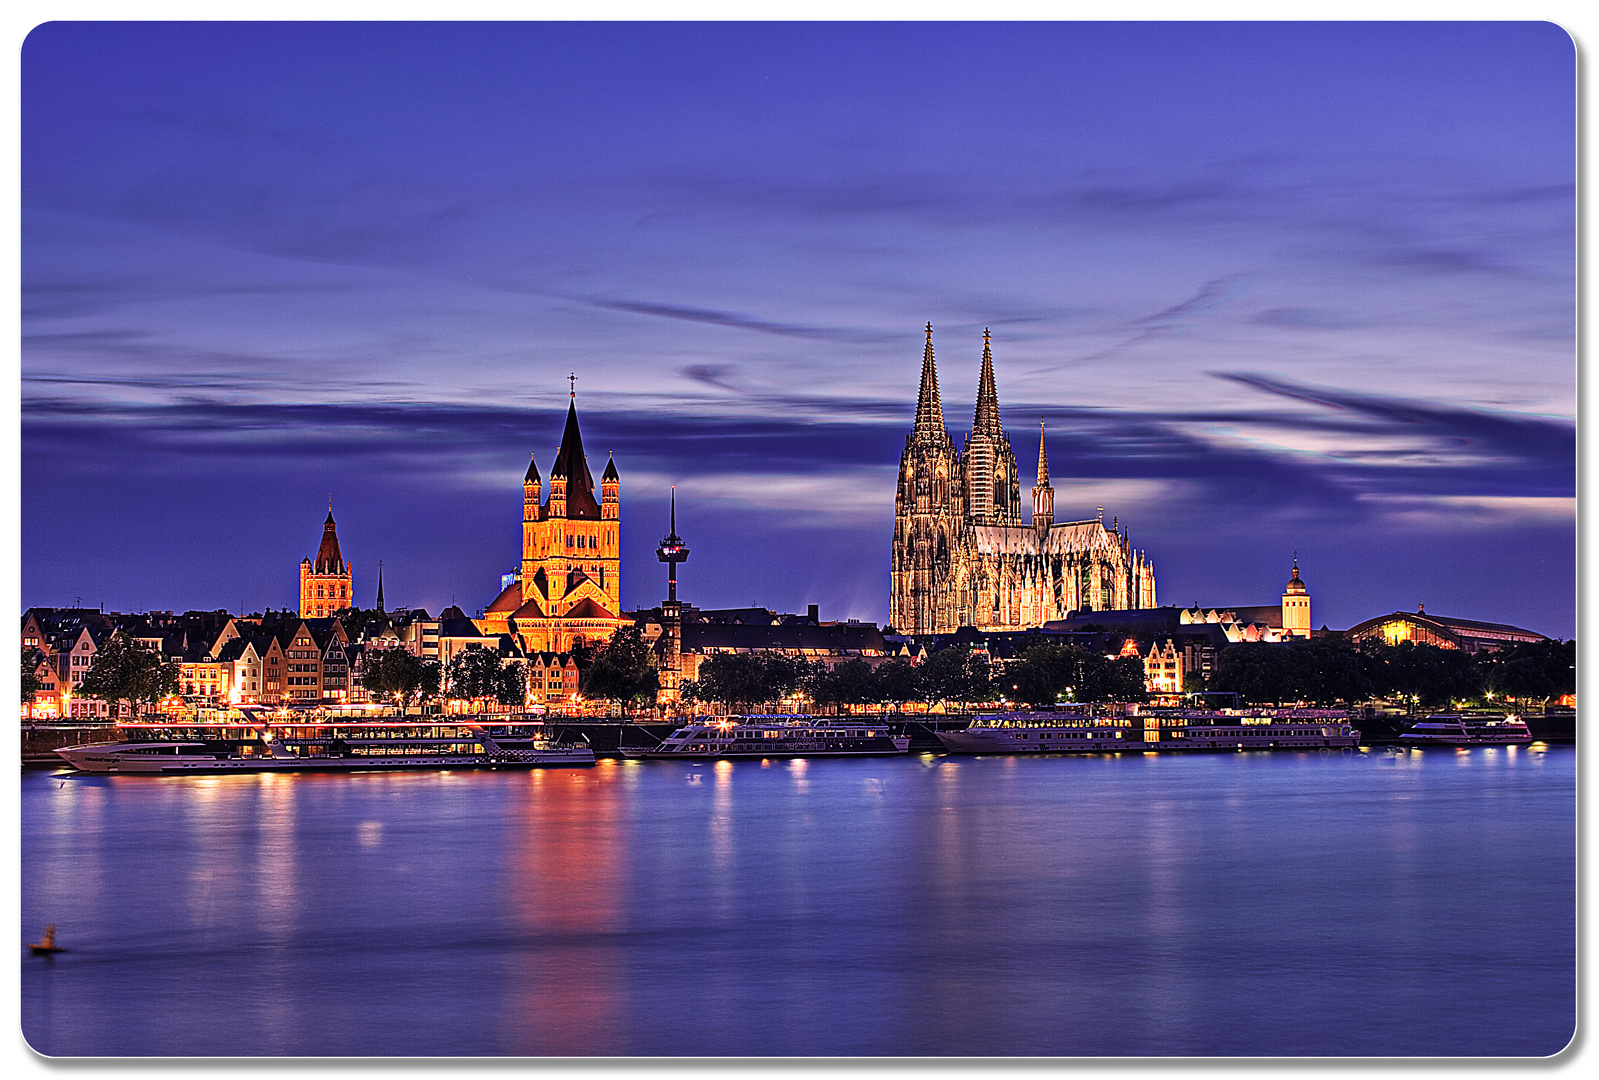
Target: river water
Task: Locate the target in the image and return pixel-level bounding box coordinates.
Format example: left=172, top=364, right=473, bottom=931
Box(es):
left=21, top=745, right=1575, bottom=1058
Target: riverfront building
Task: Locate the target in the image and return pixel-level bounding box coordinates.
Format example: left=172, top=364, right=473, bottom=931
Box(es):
left=1347, top=606, right=1546, bottom=654
left=890, top=325, right=1157, bottom=635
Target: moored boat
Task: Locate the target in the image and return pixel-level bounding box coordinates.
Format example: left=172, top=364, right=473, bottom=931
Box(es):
left=53, top=713, right=595, bottom=774
left=29, top=925, right=65, bottom=955
left=937, top=711, right=1360, bottom=754
left=624, top=716, right=910, bottom=759
left=1398, top=715, right=1533, bottom=747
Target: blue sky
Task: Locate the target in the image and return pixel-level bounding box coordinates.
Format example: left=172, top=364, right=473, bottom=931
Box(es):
left=20, top=21, right=1576, bottom=635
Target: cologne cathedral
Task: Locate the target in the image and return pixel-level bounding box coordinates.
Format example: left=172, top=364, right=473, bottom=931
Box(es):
left=890, top=325, right=1158, bottom=635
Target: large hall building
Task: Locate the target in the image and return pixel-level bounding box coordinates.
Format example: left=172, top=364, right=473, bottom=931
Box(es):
left=890, top=325, right=1158, bottom=635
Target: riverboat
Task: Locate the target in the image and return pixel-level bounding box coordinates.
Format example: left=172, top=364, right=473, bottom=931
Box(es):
left=53, top=712, right=595, bottom=774
left=624, top=716, right=910, bottom=759
left=1398, top=715, right=1533, bottom=747
left=937, top=711, right=1361, bottom=754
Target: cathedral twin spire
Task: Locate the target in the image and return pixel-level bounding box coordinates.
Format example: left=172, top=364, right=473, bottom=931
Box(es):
left=912, top=322, right=949, bottom=440
left=972, top=328, right=1003, bottom=436
left=914, top=324, right=1006, bottom=439
left=911, top=325, right=1042, bottom=526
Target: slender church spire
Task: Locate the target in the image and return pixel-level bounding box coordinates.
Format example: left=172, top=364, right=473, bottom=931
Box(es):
left=549, top=393, right=600, bottom=519
left=972, top=328, right=1003, bottom=435
left=964, top=327, right=1019, bottom=524
left=913, top=323, right=946, bottom=436
left=375, top=560, right=385, bottom=613
left=1031, top=420, right=1054, bottom=534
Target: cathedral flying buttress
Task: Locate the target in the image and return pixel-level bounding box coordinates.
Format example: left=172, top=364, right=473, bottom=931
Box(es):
left=889, top=326, right=1157, bottom=635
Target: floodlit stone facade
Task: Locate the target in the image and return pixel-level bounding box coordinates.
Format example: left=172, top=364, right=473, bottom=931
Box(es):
left=890, top=326, right=1158, bottom=635
left=480, top=392, right=629, bottom=654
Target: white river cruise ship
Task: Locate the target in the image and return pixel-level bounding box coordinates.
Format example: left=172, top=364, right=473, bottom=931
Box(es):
left=54, top=708, right=595, bottom=774
left=625, top=716, right=910, bottom=759
left=1398, top=715, right=1533, bottom=747
left=937, top=710, right=1360, bottom=754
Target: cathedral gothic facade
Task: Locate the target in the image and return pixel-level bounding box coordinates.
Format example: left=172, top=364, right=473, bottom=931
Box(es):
left=480, top=393, right=630, bottom=654
left=890, top=326, right=1158, bottom=635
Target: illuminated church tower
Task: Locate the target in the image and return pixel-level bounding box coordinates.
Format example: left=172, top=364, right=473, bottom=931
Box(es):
left=481, top=386, right=628, bottom=653
left=1281, top=557, right=1312, bottom=639
left=299, top=506, right=352, bottom=618
left=890, top=324, right=967, bottom=634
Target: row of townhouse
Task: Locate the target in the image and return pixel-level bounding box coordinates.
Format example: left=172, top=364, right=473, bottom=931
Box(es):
left=23, top=606, right=583, bottom=717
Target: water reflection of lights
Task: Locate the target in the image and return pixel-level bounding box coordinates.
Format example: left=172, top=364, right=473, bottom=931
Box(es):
left=788, top=757, right=809, bottom=793
left=711, top=760, right=734, bottom=867
left=503, top=762, right=627, bottom=1054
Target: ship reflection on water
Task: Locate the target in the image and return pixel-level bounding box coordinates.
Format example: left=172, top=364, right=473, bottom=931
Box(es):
left=21, top=748, right=1576, bottom=1057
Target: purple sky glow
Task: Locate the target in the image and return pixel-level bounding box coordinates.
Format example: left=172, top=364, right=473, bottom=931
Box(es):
left=21, top=21, right=1576, bottom=636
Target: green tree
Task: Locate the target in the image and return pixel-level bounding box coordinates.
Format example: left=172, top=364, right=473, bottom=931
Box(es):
left=1297, top=638, right=1379, bottom=704
left=1370, top=642, right=1481, bottom=712
left=21, top=649, right=42, bottom=706
left=569, top=638, right=600, bottom=676
left=914, top=647, right=993, bottom=707
left=361, top=648, right=442, bottom=708
left=1090, top=654, right=1150, bottom=703
left=1479, top=639, right=1575, bottom=706
left=445, top=645, right=525, bottom=707
left=1003, top=643, right=1147, bottom=706
left=871, top=659, right=920, bottom=710
left=1215, top=639, right=1377, bottom=706
left=580, top=627, right=660, bottom=707
left=75, top=635, right=179, bottom=718
left=808, top=658, right=878, bottom=709
left=683, top=652, right=810, bottom=710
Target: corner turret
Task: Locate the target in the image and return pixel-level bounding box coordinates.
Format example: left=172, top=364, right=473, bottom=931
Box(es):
left=524, top=453, right=542, bottom=522
left=601, top=452, right=619, bottom=521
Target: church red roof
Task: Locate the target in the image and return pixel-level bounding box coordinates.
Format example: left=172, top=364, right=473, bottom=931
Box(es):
left=311, top=512, right=346, bottom=574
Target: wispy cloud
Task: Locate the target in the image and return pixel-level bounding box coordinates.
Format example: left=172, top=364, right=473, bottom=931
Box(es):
left=567, top=295, right=890, bottom=344
left=23, top=366, right=1572, bottom=524
left=1031, top=274, right=1254, bottom=370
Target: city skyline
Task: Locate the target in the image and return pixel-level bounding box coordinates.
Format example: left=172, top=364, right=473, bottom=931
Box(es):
left=21, top=22, right=1576, bottom=636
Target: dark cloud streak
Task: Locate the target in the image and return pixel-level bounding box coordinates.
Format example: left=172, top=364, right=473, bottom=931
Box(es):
left=568, top=295, right=892, bottom=344
left=23, top=368, right=1573, bottom=511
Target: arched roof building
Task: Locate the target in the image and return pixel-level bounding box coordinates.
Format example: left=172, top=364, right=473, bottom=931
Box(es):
left=1346, top=608, right=1547, bottom=653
